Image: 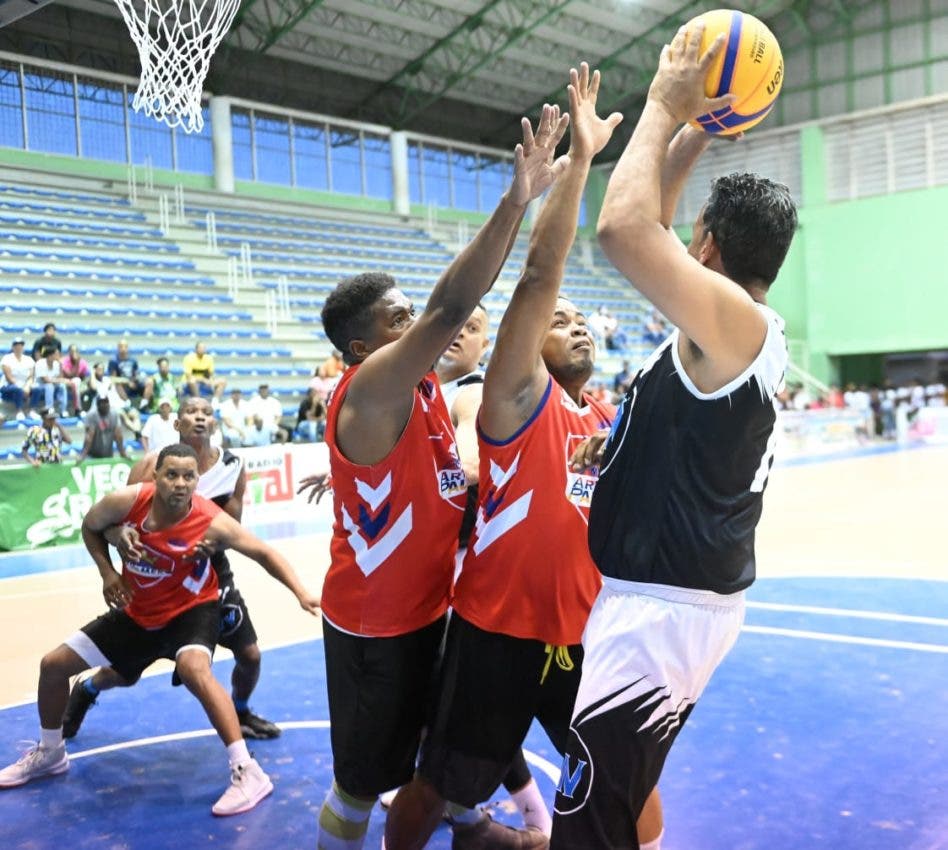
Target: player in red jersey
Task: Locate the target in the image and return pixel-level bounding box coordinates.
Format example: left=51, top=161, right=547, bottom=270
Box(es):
left=386, top=64, right=661, bottom=850
left=0, top=443, right=320, bottom=817
left=314, top=107, right=570, bottom=850
left=62, top=397, right=286, bottom=742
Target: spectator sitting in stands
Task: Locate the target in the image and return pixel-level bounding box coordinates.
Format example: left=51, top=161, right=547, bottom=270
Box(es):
left=32, top=346, right=69, bottom=416
left=1, top=337, right=35, bottom=421
left=31, top=322, right=62, bottom=362
left=249, top=384, right=288, bottom=443
left=140, top=399, right=179, bottom=453
left=21, top=407, right=71, bottom=466
left=61, top=345, right=90, bottom=416
left=182, top=341, right=226, bottom=402
left=219, top=387, right=252, bottom=448
left=613, top=359, right=634, bottom=395
left=141, top=357, right=179, bottom=413
left=75, top=395, right=129, bottom=465
left=89, top=362, right=142, bottom=440
left=295, top=387, right=326, bottom=443
left=643, top=308, right=669, bottom=346
left=107, top=340, right=144, bottom=404
left=310, top=350, right=345, bottom=402
left=243, top=414, right=276, bottom=447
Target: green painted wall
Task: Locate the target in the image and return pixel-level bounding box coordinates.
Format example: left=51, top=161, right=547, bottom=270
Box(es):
left=0, top=147, right=215, bottom=190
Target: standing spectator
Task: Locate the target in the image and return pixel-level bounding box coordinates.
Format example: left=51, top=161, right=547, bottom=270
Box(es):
left=910, top=378, right=927, bottom=410
left=182, top=341, right=226, bottom=401
left=587, top=305, right=612, bottom=347
left=139, top=399, right=178, bottom=453
left=613, top=359, right=634, bottom=395
left=61, top=345, right=90, bottom=415
left=295, top=387, right=326, bottom=442
left=107, top=340, right=144, bottom=404
left=643, top=308, right=669, bottom=345
left=32, top=347, right=69, bottom=415
left=248, top=384, right=288, bottom=443
left=21, top=408, right=71, bottom=466
left=318, top=349, right=344, bottom=380
left=1, top=337, right=35, bottom=421
left=75, top=395, right=129, bottom=465
left=141, top=357, right=179, bottom=413
left=219, top=388, right=252, bottom=447
left=89, top=362, right=142, bottom=439
left=926, top=380, right=946, bottom=408
left=31, top=323, right=62, bottom=361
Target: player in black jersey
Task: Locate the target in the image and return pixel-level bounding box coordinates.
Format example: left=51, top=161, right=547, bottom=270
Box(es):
left=61, top=396, right=288, bottom=741
left=550, top=28, right=798, bottom=850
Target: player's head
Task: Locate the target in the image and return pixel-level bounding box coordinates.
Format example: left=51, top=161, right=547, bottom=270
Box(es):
left=437, top=304, right=489, bottom=381
left=153, top=443, right=200, bottom=510
left=689, top=172, right=797, bottom=290
left=175, top=396, right=216, bottom=443
left=541, top=297, right=595, bottom=387
left=321, top=273, right=414, bottom=365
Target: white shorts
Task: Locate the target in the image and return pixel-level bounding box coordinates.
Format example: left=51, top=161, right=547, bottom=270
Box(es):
left=551, top=577, right=745, bottom=850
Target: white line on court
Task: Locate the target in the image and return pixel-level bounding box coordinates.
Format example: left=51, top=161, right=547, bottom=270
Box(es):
left=746, top=601, right=948, bottom=627
left=742, top=625, right=948, bottom=653
left=65, top=722, right=564, bottom=785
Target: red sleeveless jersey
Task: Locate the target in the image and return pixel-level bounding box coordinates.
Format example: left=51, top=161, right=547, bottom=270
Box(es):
left=323, top=366, right=467, bottom=636
left=453, top=379, right=615, bottom=645
left=120, top=483, right=221, bottom=629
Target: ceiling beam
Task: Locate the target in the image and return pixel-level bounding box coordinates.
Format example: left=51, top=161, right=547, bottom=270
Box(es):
left=353, top=0, right=577, bottom=127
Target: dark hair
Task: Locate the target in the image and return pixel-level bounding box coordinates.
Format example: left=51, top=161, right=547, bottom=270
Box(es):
left=155, top=442, right=198, bottom=470
left=702, top=172, right=798, bottom=286
left=320, top=273, right=397, bottom=365
left=156, top=357, right=169, bottom=367
left=40, top=345, right=57, bottom=358
left=43, top=322, right=56, bottom=333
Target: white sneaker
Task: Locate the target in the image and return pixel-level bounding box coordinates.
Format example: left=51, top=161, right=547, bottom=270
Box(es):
left=15, top=411, right=25, bottom=422
left=0, top=742, right=69, bottom=788
left=211, top=758, right=273, bottom=816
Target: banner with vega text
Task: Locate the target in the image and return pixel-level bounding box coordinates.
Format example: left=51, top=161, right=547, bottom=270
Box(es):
left=0, top=458, right=134, bottom=551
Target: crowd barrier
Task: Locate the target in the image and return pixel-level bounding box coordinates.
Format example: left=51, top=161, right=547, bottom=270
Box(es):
left=0, top=443, right=330, bottom=552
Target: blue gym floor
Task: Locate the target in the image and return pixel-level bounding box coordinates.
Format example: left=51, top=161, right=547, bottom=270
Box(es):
left=0, top=575, right=946, bottom=850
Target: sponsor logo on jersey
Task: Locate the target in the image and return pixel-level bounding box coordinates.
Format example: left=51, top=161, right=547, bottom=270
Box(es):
left=125, top=544, right=175, bottom=586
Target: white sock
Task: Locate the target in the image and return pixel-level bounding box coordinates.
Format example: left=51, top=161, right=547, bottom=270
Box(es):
left=40, top=727, right=63, bottom=750
left=510, top=778, right=552, bottom=835
left=639, top=829, right=664, bottom=850
left=317, top=781, right=374, bottom=850
left=226, top=739, right=251, bottom=769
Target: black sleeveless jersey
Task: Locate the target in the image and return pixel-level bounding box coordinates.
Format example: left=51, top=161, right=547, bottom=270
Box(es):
left=588, top=306, right=786, bottom=595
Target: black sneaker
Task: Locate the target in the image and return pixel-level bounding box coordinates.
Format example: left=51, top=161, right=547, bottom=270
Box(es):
left=62, top=679, right=97, bottom=739
left=237, top=709, right=281, bottom=740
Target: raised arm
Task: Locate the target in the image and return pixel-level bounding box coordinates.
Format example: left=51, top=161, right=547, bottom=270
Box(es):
left=596, top=24, right=766, bottom=380
left=660, top=124, right=713, bottom=231
left=207, top=511, right=320, bottom=615
left=340, top=106, right=570, bottom=461
left=481, top=65, right=621, bottom=440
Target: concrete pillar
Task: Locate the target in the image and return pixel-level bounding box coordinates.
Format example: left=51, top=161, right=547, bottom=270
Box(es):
left=210, top=96, right=235, bottom=193
left=390, top=131, right=410, bottom=217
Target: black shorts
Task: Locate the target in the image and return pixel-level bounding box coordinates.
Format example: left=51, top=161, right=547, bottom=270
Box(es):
left=214, top=553, right=258, bottom=653
left=323, top=614, right=447, bottom=798
left=66, top=601, right=219, bottom=683
left=419, top=613, right=583, bottom=809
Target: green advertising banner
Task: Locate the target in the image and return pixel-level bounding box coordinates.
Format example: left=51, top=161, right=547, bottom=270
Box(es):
left=0, top=459, right=134, bottom=551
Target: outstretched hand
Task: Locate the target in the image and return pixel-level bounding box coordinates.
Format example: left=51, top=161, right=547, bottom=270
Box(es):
left=297, top=472, right=332, bottom=505
left=568, top=62, right=623, bottom=160
left=648, top=22, right=734, bottom=124
left=508, top=103, right=571, bottom=206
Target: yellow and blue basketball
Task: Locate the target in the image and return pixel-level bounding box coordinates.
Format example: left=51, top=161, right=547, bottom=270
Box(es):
left=687, top=8, right=784, bottom=136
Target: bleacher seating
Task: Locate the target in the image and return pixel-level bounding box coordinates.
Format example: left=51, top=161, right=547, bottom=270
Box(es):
left=0, top=169, right=657, bottom=459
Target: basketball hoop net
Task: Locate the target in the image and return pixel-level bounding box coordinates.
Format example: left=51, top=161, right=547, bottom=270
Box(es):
left=113, top=0, right=241, bottom=134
